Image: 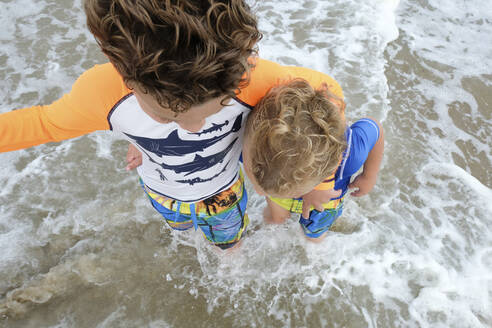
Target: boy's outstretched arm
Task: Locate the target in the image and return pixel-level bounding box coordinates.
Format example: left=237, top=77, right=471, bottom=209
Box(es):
left=348, top=119, right=384, bottom=197
left=0, top=64, right=128, bottom=153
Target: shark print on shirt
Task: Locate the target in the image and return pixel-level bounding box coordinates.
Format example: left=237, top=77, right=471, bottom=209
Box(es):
left=189, top=120, right=230, bottom=137
left=123, top=113, right=242, bottom=157
left=176, top=161, right=231, bottom=186
left=135, top=137, right=238, bottom=176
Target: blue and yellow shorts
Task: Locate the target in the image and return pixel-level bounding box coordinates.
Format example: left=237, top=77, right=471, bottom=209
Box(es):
left=269, top=196, right=344, bottom=238
left=140, top=175, right=249, bottom=249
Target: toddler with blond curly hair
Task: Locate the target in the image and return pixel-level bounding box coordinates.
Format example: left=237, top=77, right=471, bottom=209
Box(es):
left=242, top=79, right=384, bottom=241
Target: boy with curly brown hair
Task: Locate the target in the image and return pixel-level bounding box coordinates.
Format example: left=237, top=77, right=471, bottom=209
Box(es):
left=242, top=79, right=384, bottom=241
left=0, top=0, right=343, bottom=249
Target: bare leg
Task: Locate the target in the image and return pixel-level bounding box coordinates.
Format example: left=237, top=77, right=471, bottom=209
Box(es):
left=263, top=197, right=290, bottom=224
left=305, top=232, right=328, bottom=243
left=225, top=239, right=243, bottom=252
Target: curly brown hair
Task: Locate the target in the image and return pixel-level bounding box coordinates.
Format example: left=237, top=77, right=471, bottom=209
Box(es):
left=246, top=79, right=347, bottom=196
left=84, top=0, right=262, bottom=113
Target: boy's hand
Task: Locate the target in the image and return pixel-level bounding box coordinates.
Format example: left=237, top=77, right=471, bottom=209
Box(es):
left=126, top=144, right=142, bottom=171
left=301, top=188, right=342, bottom=218
left=348, top=173, right=377, bottom=197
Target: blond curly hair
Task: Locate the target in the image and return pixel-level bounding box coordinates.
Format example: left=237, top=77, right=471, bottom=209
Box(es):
left=246, top=79, right=346, bottom=196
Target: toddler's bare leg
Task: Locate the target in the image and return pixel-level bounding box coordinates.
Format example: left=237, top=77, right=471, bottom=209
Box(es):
left=305, top=233, right=328, bottom=243
left=263, top=197, right=290, bottom=224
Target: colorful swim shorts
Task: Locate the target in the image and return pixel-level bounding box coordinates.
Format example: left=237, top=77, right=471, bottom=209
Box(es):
left=269, top=196, right=344, bottom=238
left=140, top=174, right=249, bottom=249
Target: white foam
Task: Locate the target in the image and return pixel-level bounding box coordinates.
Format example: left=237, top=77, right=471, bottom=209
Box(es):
left=421, top=162, right=492, bottom=210
left=258, top=0, right=400, bottom=121
left=399, top=1, right=492, bottom=77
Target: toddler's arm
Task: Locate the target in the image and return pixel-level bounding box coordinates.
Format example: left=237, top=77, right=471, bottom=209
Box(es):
left=301, top=188, right=342, bottom=219
left=348, top=119, right=384, bottom=197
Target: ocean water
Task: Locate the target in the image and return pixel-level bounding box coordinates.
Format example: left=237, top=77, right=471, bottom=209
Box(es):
left=0, top=0, right=491, bottom=327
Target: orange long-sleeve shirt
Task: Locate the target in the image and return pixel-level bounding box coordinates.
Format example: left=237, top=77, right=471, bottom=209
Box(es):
left=0, top=59, right=343, bottom=194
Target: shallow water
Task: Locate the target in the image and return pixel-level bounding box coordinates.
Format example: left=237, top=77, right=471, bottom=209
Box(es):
left=1, top=0, right=491, bottom=327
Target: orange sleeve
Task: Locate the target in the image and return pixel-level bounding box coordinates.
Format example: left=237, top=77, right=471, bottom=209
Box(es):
left=287, top=65, right=344, bottom=99
left=237, top=58, right=344, bottom=106
left=238, top=58, right=344, bottom=191
left=0, top=63, right=131, bottom=152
